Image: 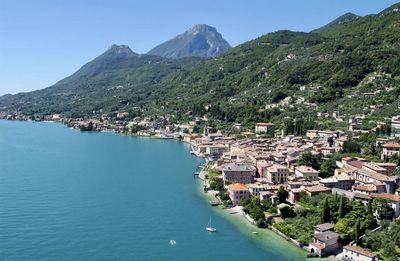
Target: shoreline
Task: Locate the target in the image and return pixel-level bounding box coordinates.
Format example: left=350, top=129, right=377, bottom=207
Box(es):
left=196, top=181, right=310, bottom=260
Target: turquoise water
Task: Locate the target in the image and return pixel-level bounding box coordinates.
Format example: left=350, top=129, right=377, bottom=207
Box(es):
left=0, top=120, right=305, bottom=260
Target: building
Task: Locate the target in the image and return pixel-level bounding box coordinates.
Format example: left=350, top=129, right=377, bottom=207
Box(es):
left=309, top=231, right=340, bottom=257
left=257, top=160, right=274, bottom=177
left=228, top=183, right=250, bottom=205
left=376, top=162, right=397, bottom=176
left=342, top=245, right=378, bottom=261
left=295, top=166, right=320, bottom=181
left=371, top=193, right=400, bottom=218
left=362, top=162, right=388, bottom=175
left=305, top=185, right=332, bottom=196
left=352, top=184, right=384, bottom=195
left=319, top=176, right=355, bottom=190
left=222, top=163, right=254, bottom=185
left=255, top=122, right=275, bottom=134
left=306, top=130, right=339, bottom=141
left=381, top=143, right=400, bottom=160
left=288, top=188, right=302, bottom=203
left=247, top=184, right=264, bottom=196
left=362, top=162, right=397, bottom=176
left=352, top=168, right=396, bottom=194
left=391, top=115, right=400, bottom=137
left=205, top=144, right=227, bottom=158
left=314, top=223, right=334, bottom=234
left=265, top=164, right=289, bottom=184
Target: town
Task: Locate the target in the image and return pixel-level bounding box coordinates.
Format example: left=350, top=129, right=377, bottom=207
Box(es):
left=2, top=111, right=399, bottom=260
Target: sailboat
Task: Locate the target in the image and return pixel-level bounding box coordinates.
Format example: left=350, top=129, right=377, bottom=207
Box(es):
left=206, top=217, right=217, bottom=232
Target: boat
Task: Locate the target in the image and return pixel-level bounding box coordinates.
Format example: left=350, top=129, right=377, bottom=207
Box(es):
left=169, top=240, right=176, bottom=245
left=206, top=217, right=217, bottom=232
left=252, top=231, right=258, bottom=235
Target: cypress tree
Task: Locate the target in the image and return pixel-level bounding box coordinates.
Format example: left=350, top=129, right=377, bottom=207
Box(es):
left=339, top=196, right=345, bottom=219
left=367, top=199, right=373, bottom=216
left=322, top=197, right=331, bottom=223
left=354, top=219, right=361, bottom=245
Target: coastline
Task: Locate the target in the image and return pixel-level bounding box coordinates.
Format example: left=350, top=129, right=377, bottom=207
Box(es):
left=196, top=181, right=308, bottom=260
left=196, top=183, right=340, bottom=261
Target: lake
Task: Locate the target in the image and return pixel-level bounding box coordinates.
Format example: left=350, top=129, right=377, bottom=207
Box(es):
left=0, top=120, right=306, bottom=260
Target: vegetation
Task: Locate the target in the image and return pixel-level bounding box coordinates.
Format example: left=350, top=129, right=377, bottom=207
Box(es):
left=362, top=221, right=400, bottom=261
left=297, top=152, right=321, bottom=170
left=277, top=186, right=289, bottom=203
left=342, top=140, right=361, bottom=154
left=319, top=158, right=336, bottom=178
left=273, top=193, right=385, bottom=245
left=240, top=197, right=267, bottom=228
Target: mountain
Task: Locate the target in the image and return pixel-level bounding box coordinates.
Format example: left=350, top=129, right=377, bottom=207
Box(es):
left=1, top=3, right=400, bottom=127
left=311, top=12, right=360, bottom=33
left=147, top=24, right=231, bottom=58
left=0, top=45, right=201, bottom=115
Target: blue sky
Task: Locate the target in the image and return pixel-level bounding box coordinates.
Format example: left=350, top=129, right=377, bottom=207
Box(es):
left=0, top=0, right=398, bottom=95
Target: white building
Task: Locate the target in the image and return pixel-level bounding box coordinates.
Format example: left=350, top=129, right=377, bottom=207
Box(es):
left=391, top=115, right=400, bottom=137
left=342, top=245, right=378, bottom=261
left=255, top=122, right=275, bottom=134
left=295, top=166, right=319, bottom=181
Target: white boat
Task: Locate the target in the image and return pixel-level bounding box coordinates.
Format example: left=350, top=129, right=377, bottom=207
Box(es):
left=206, top=217, right=217, bottom=232
left=169, top=240, right=176, bottom=245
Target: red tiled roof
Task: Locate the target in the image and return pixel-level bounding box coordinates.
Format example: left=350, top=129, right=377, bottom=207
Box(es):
left=347, top=160, right=363, bottom=169
left=371, top=193, right=400, bottom=202
left=228, top=183, right=248, bottom=191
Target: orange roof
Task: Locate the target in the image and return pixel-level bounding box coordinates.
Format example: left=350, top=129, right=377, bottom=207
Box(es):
left=256, top=122, right=275, bottom=126
left=371, top=193, right=400, bottom=202
left=228, top=183, right=248, bottom=191
left=382, top=143, right=400, bottom=148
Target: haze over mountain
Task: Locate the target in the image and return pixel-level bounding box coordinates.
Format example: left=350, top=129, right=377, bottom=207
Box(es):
left=147, top=24, right=231, bottom=58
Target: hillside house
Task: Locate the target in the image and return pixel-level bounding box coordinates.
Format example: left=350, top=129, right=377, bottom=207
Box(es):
left=381, top=143, right=400, bottom=160
left=255, top=122, right=275, bottom=134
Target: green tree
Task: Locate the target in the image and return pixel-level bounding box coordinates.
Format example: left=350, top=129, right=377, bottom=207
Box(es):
left=342, top=140, right=361, bottom=153
left=339, top=196, right=346, bottom=219
left=320, top=158, right=337, bottom=178
left=322, top=197, right=331, bottom=223
left=375, top=199, right=394, bottom=221
left=297, top=152, right=321, bottom=170
left=367, top=199, right=373, bottom=216
left=209, top=177, right=224, bottom=191
left=354, top=219, right=360, bottom=245
left=277, top=186, right=289, bottom=203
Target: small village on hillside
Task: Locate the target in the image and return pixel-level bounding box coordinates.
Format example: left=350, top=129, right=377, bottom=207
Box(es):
left=2, top=111, right=399, bottom=260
